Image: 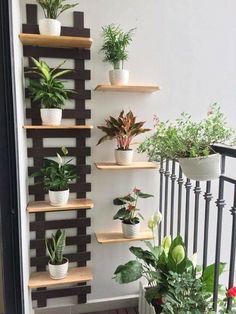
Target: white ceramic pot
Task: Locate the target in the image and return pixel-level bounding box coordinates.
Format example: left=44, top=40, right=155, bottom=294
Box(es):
left=39, top=18, right=61, bottom=36
left=49, top=189, right=69, bottom=206
left=178, top=153, right=220, bottom=181
left=109, top=69, right=129, bottom=85
left=48, top=258, right=68, bottom=280
left=115, top=149, right=133, bottom=165
left=122, top=222, right=140, bottom=238
left=40, top=108, right=62, bottom=126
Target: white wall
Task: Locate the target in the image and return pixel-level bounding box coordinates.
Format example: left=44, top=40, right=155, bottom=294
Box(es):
left=18, top=0, right=236, bottom=311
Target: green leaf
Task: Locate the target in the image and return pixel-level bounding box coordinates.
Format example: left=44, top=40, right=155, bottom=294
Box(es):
left=113, top=207, right=128, bottom=220
left=129, top=246, right=157, bottom=267
left=201, top=262, right=226, bottom=293
left=113, top=260, right=143, bottom=284
left=137, top=192, right=154, bottom=198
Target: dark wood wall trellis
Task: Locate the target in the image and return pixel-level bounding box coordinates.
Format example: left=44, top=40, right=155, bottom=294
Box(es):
left=22, top=4, right=92, bottom=308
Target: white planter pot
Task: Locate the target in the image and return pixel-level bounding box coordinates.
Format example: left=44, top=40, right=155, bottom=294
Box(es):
left=122, top=221, right=140, bottom=238
left=40, top=108, right=62, bottom=126
left=39, top=18, right=61, bottom=36
left=115, top=149, right=133, bottom=165
left=49, top=189, right=69, bottom=206
left=48, top=259, right=68, bottom=280
left=139, top=282, right=156, bottom=314
left=109, top=69, right=129, bottom=85
left=178, top=153, right=220, bottom=181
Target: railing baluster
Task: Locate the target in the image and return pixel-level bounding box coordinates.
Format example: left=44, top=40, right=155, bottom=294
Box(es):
left=170, top=161, right=176, bottom=237
left=193, top=181, right=201, bottom=253
left=213, top=156, right=226, bottom=311
left=177, top=167, right=183, bottom=234
left=184, top=178, right=192, bottom=253
left=158, top=158, right=164, bottom=244
left=164, top=160, right=170, bottom=236
left=227, top=184, right=236, bottom=311
left=203, top=181, right=212, bottom=269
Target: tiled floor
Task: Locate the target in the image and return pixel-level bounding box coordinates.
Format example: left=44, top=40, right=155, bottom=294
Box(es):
left=84, top=307, right=138, bottom=314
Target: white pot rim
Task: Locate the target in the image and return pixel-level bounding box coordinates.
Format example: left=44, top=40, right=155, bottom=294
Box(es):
left=49, top=189, right=69, bottom=192
left=116, top=148, right=133, bottom=151
left=48, top=258, right=68, bottom=266
left=122, top=221, right=140, bottom=225
left=40, top=108, right=62, bottom=110
left=178, top=153, right=219, bottom=161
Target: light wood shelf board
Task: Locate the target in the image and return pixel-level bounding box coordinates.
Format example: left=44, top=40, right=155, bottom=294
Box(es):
left=95, top=84, right=160, bottom=93
left=23, top=125, right=93, bottom=129
left=19, top=33, right=93, bottom=49
left=95, top=231, right=153, bottom=244
left=28, top=266, right=93, bottom=289
left=95, top=162, right=159, bottom=170
left=27, top=198, right=94, bottom=213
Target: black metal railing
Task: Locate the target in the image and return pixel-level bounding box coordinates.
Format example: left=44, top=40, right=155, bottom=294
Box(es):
left=158, top=145, right=236, bottom=312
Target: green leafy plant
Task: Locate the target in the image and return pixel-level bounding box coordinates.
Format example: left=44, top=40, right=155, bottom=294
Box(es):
left=97, top=110, right=150, bottom=150
left=138, top=104, right=235, bottom=161
left=46, top=229, right=66, bottom=265
left=32, top=146, right=79, bottom=191
left=101, top=24, right=135, bottom=69
left=113, top=188, right=153, bottom=225
left=28, top=57, right=74, bottom=109
left=36, top=0, right=79, bottom=19
left=114, top=233, right=226, bottom=314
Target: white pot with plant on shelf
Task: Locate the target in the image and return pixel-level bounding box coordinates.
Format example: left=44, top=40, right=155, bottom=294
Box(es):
left=31, top=146, right=79, bottom=207
left=113, top=188, right=153, bottom=238
left=46, top=229, right=69, bottom=279
left=36, top=0, right=79, bottom=36
left=28, top=57, right=74, bottom=126
left=97, top=110, right=150, bottom=166
left=138, top=104, right=235, bottom=181
left=101, top=24, right=135, bottom=85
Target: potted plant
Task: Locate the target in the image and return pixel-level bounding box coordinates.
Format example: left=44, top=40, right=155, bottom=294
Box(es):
left=36, top=0, right=79, bottom=36
left=46, top=229, right=68, bottom=279
left=113, top=188, right=153, bottom=238
left=113, top=230, right=226, bottom=314
left=97, top=110, right=150, bottom=165
left=28, top=57, right=73, bottom=126
left=138, top=104, right=235, bottom=181
left=32, top=146, right=79, bottom=206
left=101, top=24, right=135, bottom=85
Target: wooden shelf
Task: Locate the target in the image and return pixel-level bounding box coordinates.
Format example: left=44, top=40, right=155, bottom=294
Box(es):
left=95, top=231, right=153, bottom=244
left=23, top=125, right=93, bottom=129
left=19, top=33, right=93, bottom=49
left=27, top=198, right=94, bottom=213
left=28, top=266, right=93, bottom=289
left=95, top=85, right=160, bottom=93
left=95, top=162, right=159, bottom=170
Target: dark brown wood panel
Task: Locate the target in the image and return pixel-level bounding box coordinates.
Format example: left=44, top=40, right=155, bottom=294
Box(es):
left=31, top=252, right=91, bottom=267
left=30, top=235, right=91, bottom=249
left=30, top=217, right=91, bottom=231
left=32, top=285, right=91, bottom=300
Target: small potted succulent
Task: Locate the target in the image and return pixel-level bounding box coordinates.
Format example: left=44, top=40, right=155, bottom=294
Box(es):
left=138, top=104, right=235, bottom=181
left=46, top=229, right=68, bottom=279
left=113, top=188, right=153, bottom=238
left=101, top=24, right=135, bottom=85
left=28, top=57, right=73, bottom=126
left=97, top=110, right=150, bottom=165
left=36, top=0, right=79, bottom=36
left=32, top=147, right=78, bottom=206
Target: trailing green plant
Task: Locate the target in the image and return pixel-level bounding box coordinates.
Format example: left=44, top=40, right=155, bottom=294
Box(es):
left=97, top=110, right=150, bottom=150
left=46, top=229, right=66, bottom=265
left=31, top=146, right=79, bottom=191
left=101, top=24, right=135, bottom=69
left=36, top=0, right=79, bottom=19
left=113, top=188, right=153, bottom=225
left=28, top=57, right=74, bottom=109
left=138, top=104, right=235, bottom=161
left=113, top=233, right=226, bottom=314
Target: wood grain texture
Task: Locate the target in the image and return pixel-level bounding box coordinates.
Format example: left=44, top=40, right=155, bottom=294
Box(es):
left=95, top=231, right=153, bottom=244
left=19, top=33, right=93, bottom=49
left=95, top=162, right=159, bottom=170
left=95, top=85, right=160, bottom=93
left=28, top=267, right=93, bottom=288
left=23, top=125, right=93, bottom=129
left=27, top=198, right=94, bottom=213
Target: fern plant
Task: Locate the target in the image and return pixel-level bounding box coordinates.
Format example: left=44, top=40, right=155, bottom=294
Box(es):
left=46, top=229, right=66, bottom=265
left=101, top=24, right=135, bottom=69
left=36, top=0, right=79, bottom=19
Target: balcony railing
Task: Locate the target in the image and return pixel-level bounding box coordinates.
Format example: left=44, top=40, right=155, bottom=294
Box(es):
left=158, top=144, right=236, bottom=312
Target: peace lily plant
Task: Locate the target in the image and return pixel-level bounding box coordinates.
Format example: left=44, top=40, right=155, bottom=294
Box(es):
left=36, top=0, right=79, bottom=36
left=113, top=188, right=153, bottom=238
left=138, top=104, right=235, bottom=181
left=32, top=146, right=78, bottom=206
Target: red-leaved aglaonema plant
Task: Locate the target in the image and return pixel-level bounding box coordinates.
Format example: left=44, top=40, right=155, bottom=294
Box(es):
left=97, top=110, right=150, bottom=150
